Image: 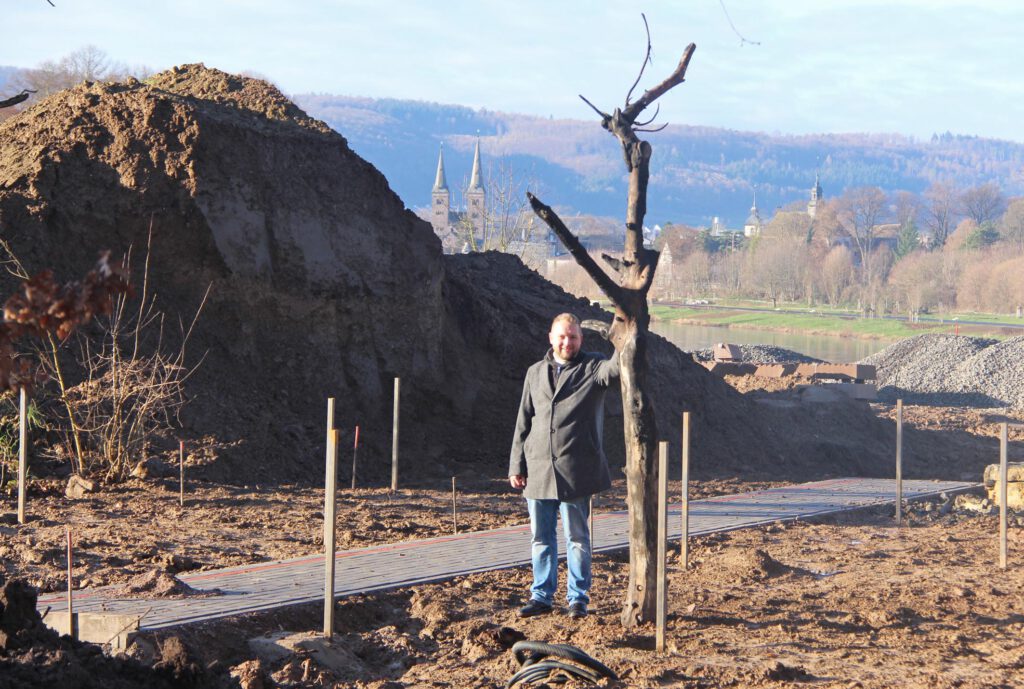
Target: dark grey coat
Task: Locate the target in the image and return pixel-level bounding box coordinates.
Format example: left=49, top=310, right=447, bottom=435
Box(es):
left=509, top=349, right=619, bottom=500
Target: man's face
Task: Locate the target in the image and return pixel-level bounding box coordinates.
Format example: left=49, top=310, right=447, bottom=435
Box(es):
left=549, top=320, right=582, bottom=360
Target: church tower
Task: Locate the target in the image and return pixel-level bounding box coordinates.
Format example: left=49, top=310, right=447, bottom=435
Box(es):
left=465, top=139, right=486, bottom=239
left=431, top=145, right=450, bottom=234
left=743, top=191, right=762, bottom=237
left=807, top=173, right=824, bottom=218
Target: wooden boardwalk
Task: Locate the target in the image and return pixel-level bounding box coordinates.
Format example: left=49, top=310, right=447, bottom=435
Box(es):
left=37, top=478, right=971, bottom=632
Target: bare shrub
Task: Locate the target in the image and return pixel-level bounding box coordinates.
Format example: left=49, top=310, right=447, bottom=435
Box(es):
left=63, top=248, right=206, bottom=480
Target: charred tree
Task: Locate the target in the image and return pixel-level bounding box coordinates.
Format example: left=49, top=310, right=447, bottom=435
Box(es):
left=528, top=31, right=696, bottom=627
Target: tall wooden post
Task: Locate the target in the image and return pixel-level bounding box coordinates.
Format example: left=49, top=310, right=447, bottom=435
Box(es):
left=391, top=378, right=400, bottom=491
left=451, top=477, right=458, bottom=535
left=17, top=386, right=27, bottom=524
left=323, top=428, right=339, bottom=638
left=656, top=441, right=668, bottom=653
left=999, top=422, right=1008, bottom=570
left=681, top=412, right=690, bottom=569
left=178, top=440, right=185, bottom=508
left=66, top=525, right=75, bottom=639
left=589, top=495, right=594, bottom=556
left=351, top=425, right=360, bottom=491
left=895, top=399, right=903, bottom=526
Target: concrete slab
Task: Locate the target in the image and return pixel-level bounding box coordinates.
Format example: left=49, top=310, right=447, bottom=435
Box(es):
left=41, top=611, right=140, bottom=649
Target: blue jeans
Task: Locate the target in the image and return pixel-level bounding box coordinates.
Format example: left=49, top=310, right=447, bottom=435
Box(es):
left=526, top=496, right=591, bottom=606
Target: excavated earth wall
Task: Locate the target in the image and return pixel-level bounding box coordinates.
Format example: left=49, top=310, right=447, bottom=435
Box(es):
left=0, top=65, right=900, bottom=485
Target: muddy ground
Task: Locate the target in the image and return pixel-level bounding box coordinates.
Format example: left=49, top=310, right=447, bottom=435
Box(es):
left=2, top=402, right=1023, bottom=688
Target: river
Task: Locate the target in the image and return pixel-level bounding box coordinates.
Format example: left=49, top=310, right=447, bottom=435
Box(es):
left=650, top=320, right=892, bottom=363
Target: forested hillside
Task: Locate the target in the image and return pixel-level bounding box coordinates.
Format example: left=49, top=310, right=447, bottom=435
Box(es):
left=296, top=94, right=1024, bottom=227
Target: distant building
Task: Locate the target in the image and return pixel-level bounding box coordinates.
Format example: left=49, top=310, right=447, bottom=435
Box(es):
left=807, top=173, right=824, bottom=218
left=430, top=141, right=486, bottom=252
left=652, top=244, right=674, bottom=299
left=743, top=193, right=763, bottom=237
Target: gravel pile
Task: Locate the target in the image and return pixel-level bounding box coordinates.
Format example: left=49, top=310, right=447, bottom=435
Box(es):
left=860, top=334, right=1024, bottom=408
left=691, top=344, right=823, bottom=364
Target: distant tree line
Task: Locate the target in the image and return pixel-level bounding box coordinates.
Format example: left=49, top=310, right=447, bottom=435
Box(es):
left=643, top=182, right=1024, bottom=317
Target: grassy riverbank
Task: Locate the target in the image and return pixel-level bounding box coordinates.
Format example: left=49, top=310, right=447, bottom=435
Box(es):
left=649, top=304, right=1021, bottom=340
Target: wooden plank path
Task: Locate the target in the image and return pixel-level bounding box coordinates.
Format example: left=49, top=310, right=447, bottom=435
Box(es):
left=37, top=478, right=971, bottom=632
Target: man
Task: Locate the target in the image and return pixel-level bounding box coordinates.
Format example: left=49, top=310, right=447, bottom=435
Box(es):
left=509, top=312, right=619, bottom=619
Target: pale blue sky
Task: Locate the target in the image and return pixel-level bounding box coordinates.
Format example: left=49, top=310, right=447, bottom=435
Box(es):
left=4, top=1, right=1022, bottom=142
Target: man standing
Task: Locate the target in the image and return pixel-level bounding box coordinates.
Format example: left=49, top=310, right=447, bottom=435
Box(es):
left=509, top=313, right=619, bottom=619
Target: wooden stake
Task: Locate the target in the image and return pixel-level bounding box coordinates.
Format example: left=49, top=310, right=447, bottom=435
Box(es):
left=325, top=397, right=335, bottom=445
left=999, top=422, right=1008, bottom=570
left=351, top=425, right=360, bottom=491
left=588, top=495, right=594, bottom=557
left=895, top=399, right=903, bottom=526
left=391, top=378, right=400, bottom=491
left=452, top=477, right=458, bottom=535
left=323, top=428, right=339, bottom=638
left=66, top=525, right=75, bottom=639
left=656, top=441, right=668, bottom=653
left=17, top=386, right=27, bottom=524
left=681, top=411, right=690, bottom=569
left=178, top=440, right=185, bottom=508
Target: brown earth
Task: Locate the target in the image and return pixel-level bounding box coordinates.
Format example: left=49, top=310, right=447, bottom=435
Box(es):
left=1, top=404, right=1022, bottom=688
left=0, top=64, right=954, bottom=490
left=2, top=67, right=1024, bottom=687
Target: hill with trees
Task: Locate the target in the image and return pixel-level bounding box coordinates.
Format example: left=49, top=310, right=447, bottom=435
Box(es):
left=294, top=93, right=1024, bottom=228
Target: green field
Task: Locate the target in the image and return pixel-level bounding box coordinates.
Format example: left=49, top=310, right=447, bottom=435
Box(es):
left=649, top=303, right=1022, bottom=340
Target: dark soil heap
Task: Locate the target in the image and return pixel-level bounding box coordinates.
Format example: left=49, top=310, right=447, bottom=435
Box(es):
left=0, top=574, right=221, bottom=688
left=0, top=65, right=903, bottom=485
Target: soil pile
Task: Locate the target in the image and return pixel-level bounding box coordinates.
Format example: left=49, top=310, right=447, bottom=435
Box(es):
left=0, top=64, right=445, bottom=482
left=0, top=574, right=226, bottom=688
left=0, top=65, right=907, bottom=485
left=691, top=344, right=823, bottom=364
left=863, top=334, right=1024, bottom=408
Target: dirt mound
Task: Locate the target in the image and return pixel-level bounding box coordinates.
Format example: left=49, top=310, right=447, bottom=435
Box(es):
left=863, top=334, right=1024, bottom=408
left=0, top=574, right=226, bottom=688
left=715, top=548, right=809, bottom=582
left=0, top=64, right=445, bottom=483
left=115, top=569, right=216, bottom=598
left=0, top=65, right=911, bottom=486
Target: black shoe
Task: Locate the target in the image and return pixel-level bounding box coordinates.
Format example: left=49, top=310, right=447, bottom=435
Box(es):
left=567, top=602, right=588, bottom=619
left=518, top=600, right=553, bottom=618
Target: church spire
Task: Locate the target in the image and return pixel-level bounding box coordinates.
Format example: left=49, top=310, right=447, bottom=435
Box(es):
left=468, top=138, right=483, bottom=191
left=433, top=144, right=448, bottom=191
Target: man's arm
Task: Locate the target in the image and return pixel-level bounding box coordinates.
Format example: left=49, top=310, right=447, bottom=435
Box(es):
left=508, top=373, right=535, bottom=487
left=595, top=348, right=620, bottom=386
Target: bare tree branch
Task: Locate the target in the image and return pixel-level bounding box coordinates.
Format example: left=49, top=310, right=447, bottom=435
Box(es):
left=633, top=104, right=661, bottom=128
left=527, top=192, right=622, bottom=304
left=601, top=253, right=625, bottom=274
left=578, top=94, right=610, bottom=122
left=624, top=13, right=653, bottom=108
left=634, top=123, right=669, bottom=133
left=621, top=43, right=696, bottom=123
left=0, top=90, right=35, bottom=109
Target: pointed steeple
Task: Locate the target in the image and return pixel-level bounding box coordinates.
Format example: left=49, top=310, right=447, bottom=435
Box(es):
left=433, top=144, right=448, bottom=191
left=468, top=138, right=483, bottom=191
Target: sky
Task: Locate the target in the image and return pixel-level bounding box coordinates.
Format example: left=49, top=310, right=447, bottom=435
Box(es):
left=4, top=0, right=1023, bottom=143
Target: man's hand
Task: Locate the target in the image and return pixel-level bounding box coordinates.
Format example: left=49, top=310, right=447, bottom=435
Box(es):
left=510, top=475, right=527, bottom=490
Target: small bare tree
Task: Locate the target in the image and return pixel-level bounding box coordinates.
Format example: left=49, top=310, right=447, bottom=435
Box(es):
left=528, top=22, right=696, bottom=627
left=50, top=234, right=208, bottom=480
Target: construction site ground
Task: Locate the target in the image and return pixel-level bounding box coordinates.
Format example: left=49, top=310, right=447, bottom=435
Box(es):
left=2, top=405, right=1023, bottom=688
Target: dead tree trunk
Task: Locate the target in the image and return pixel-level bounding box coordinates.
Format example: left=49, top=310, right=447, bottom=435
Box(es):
left=528, top=39, right=695, bottom=628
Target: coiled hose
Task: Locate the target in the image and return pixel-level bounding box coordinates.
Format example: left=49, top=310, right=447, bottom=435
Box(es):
left=507, top=641, right=618, bottom=687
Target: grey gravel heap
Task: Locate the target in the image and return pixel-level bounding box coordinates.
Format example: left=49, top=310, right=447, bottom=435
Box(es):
left=860, top=334, right=1024, bottom=408
left=690, top=344, right=823, bottom=364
